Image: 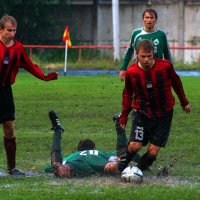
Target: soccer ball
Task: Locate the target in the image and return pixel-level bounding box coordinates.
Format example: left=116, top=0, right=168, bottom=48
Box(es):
left=121, top=166, right=143, bottom=183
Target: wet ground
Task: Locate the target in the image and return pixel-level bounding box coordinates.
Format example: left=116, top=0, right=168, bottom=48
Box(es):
left=61, top=70, right=200, bottom=76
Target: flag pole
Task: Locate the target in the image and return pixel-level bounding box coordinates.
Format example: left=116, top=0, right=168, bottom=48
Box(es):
left=64, top=39, right=68, bottom=76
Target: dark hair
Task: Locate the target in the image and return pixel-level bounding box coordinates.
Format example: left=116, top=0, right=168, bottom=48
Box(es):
left=142, top=9, right=157, bottom=20
left=136, top=39, right=154, bottom=53
left=77, top=139, right=96, bottom=151
left=0, top=15, right=17, bottom=29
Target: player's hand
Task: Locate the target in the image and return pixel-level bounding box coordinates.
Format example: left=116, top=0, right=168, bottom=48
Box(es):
left=45, top=72, right=58, bottom=81
left=119, top=70, right=126, bottom=81
left=119, top=115, right=127, bottom=128
left=120, top=124, right=126, bottom=129
left=182, top=104, right=190, bottom=113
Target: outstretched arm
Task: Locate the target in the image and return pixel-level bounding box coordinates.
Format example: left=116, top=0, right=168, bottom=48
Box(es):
left=20, top=47, right=58, bottom=81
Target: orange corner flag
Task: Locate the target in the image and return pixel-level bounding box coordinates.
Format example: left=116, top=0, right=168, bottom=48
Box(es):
left=62, top=26, right=72, bottom=47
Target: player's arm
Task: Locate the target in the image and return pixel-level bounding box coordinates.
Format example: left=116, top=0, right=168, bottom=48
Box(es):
left=120, top=72, right=134, bottom=127
left=169, top=67, right=190, bottom=113
left=162, top=32, right=173, bottom=66
left=120, top=42, right=134, bottom=71
left=119, top=35, right=135, bottom=81
left=20, top=47, right=58, bottom=81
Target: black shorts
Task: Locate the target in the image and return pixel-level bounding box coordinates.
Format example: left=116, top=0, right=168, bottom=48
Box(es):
left=0, top=85, right=15, bottom=124
left=129, top=110, right=173, bottom=147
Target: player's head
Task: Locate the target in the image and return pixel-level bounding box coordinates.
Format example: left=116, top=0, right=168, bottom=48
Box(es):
left=0, top=15, right=17, bottom=29
left=0, top=15, right=17, bottom=41
left=142, top=9, right=157, bottom=20
left=77, top=139, right=96, bottom=151
left=52, top=162, right=73, bottom=178
left=136, top=39, right=154, bottom=70
left=142, top=9, right=157, bottom=31
left=136, top=39, right=154, bottom=53
left=104, top=162, right=119, bottom=175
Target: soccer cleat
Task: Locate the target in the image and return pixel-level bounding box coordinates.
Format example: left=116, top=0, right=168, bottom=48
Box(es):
left=49, top=110, right=64, bottom=132
left=113, top=113, right=122, bottom=131
left=117, top=155, right=129, bottom=172
left=8, top=168, right=26, bottom=177
left=113, top=113, right=121, bottom=123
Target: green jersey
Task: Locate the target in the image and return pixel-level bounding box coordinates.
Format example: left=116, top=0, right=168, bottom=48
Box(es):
left=44, top=150, right=117, bottom=176
left=62, top=150, right=116, bottom=176
left=44, top=149, right=141, bottom=176
left=120, top=28, right=172, bottom=70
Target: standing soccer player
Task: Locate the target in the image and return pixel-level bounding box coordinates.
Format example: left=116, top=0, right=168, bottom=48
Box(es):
left=117, top=39, right=190, bottom=172
left=119, top=8, right=172, bottom=81
left=0, top=15, right=58, bottom=176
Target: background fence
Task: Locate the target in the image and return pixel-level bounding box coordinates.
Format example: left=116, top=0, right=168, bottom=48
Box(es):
left=24, top=44, right=200, bottom=65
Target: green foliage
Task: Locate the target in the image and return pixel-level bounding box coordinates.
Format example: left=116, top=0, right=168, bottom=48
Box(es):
left=32, top=46, right=113, bottom=63
left=0, top=1, right=72, bottom=44
left=0, top=75, right=199, bottom=198
left=32, top=48, right=65, bottom=63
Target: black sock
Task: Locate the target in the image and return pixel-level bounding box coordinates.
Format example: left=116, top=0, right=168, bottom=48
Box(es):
left=137, top=152, right=156, bottom=171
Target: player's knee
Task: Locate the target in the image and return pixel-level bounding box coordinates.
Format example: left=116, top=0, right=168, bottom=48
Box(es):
left=147, top=146, right=160, bottom=156
left=128, top=142, right=141, bottom=153
left=3, top=121, right=15, bottom=138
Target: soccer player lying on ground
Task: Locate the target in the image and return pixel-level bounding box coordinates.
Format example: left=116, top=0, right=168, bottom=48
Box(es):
left=44, top=111, right=141, bottom=178
left=117, top=39, right=190, bottom=173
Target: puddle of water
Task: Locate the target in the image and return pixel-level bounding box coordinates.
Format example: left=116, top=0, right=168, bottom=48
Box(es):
left=62, top=69, right=118, bottom=76
left=61, top=70, right=200, bottom=76
left=176, top=71, right=200, bottom=76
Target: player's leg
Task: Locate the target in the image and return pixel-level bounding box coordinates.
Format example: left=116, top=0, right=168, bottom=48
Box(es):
left=117, top=112, right=144, bottom=171
left=113, top=113, right=127, bottom=157
left=137, top=111, right=173, bottom=171
left=49, top=110, right=64, bottom=165
left=1, top=86, right=25, bottom=176
left=113, top=112, right=141, bottom=164
left=3, top=122, right=25, bottom=176
left=3, top=121, right=16, bottom=172
left=137, top=144, right=159, bottom=171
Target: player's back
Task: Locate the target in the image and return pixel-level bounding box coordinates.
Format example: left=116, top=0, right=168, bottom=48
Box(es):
left=63, top=150, right=115, bottom=176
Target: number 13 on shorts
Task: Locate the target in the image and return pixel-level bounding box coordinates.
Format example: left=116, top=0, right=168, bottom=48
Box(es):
left=135, top=126, right=144, bottom=141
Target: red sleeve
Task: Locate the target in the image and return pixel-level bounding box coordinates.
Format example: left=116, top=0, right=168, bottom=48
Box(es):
left=120, top=72, right=133, bottom=125
left=170, top=67, right=189, bottom=106
left=20, top=47, right=48, bottom=81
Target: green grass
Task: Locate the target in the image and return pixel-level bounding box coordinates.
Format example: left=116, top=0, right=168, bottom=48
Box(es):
left=0, top=74, right=200, bottom=199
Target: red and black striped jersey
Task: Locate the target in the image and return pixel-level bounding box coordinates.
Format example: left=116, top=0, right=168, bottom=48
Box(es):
left=0, top=39, right=48, bottom=87
left=120, top=58, right=189, bottom=124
